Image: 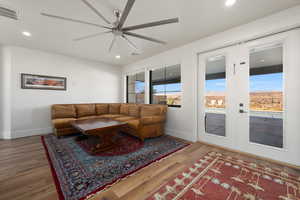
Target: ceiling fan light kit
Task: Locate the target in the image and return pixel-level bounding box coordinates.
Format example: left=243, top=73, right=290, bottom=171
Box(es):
left=41, top=0, right=179, bottom=55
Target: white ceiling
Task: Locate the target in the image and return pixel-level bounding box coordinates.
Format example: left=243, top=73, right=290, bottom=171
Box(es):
left=0, top=0, right=299, bottom=66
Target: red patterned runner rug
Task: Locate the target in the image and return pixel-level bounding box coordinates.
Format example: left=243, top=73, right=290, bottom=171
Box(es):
left=146, top=152, right=300, bottom=200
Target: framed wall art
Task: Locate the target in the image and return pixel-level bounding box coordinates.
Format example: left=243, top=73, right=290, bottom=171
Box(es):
left=21, top=73, right=67, bottom=90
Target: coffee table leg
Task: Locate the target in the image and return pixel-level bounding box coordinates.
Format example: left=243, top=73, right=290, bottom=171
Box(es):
left=91, top=130, right=117, bottom=153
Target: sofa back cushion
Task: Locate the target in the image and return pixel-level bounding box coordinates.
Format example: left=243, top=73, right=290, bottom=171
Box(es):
left=52, top=105, right=76, bottom=119
left=109, top=104, right=121, bottom=114
left=120, top=104, right=130, bottom=115
left=140, top=105, right=166, bottom=117
left=128, top=105, right=140, bottom=117
left=76, top=104, right=96, bottom=118
left=95, top=104, right=109, bottom=115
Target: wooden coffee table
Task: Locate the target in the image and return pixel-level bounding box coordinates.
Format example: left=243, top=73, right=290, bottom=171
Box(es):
left=71, top=118, right=127, bottom=153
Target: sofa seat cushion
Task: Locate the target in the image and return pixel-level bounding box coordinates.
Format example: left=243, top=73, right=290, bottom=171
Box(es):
left=76, top=104, right=96, bottom=118
left=77, top=116, right=98, bottom=120
left=52, top=105, right=76, bottom=119
left=52, top=118, right=76, bottom=129
left=126, top=119, right=140, bottom=129
left=141, top=116, right=166, bottom=125
left=115, top=116, right=138, bottom=122
left=98, top=114, right=124, bottom=119
left=115, top=116, right=140, bottom=129
left=96, top=104, right=109, bottom=115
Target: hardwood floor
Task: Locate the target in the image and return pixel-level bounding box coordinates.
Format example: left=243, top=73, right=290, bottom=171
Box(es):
left=0, top=135, right=299, bottom=200
left=0, top=136, right=58, bottom=200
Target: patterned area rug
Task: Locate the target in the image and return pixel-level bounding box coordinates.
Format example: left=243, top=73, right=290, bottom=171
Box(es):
left=41, top=133, right=189, bottom=200
left=146, top=152, right=300, bottom=200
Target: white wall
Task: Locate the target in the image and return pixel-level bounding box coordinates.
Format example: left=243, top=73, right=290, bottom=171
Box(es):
left=0, top=45, right=3, bottom=139
left=1, top=46, right=122, bottom=139
left=0, top=45, right=4, bottom=139
left=0, top=46, right=12, bottom=139
left=123, top=5, right=300, bottom=142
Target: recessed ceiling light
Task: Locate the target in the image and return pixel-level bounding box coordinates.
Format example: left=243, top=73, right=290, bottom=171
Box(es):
left=22, top=31, right=32, bottom=37
left=261, top=59, right=265, bottom=62
left=115, top=55, right=121, bottom=59
left=225, top=0, right=236, bottom=7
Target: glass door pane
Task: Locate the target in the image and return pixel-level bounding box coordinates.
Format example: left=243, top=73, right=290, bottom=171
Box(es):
left=151, top=68, right=166, bottom=104
left=165, top=65, right=181, bottom=106
left=205, top=55, right=226, bottom=136
left=127, top=72, right=145, bottom=104
left=249, top=45, right=283, bottom=148
left=135, top=72, right=145, bottom=104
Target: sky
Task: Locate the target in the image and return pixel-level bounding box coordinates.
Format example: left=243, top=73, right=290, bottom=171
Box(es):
left=135, top=81, right=145, bottom=93
left=135, top=81, right=182, bottom=94
left=250, top=73, right=283, bottom=92
left=135, top=72, right=283, bottom=94
left=206, top=73, right=283, bottom=92
left=153, top=83, right=181, bottom=93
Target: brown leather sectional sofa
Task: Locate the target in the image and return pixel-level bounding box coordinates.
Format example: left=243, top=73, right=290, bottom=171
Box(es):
left=51, top=103, right=167, bottom=140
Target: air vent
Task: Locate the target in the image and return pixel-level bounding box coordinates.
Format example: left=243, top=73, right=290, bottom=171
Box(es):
left=0, top=6, right=18, bottom=20
left=131, top=52, right=141, bottom=56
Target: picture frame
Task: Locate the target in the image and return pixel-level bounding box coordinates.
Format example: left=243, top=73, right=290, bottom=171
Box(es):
left=21, top=73, right=67, bottom=90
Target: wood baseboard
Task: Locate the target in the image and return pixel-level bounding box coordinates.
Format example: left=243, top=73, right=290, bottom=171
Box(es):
left=197, top=141, right=300, bottom=171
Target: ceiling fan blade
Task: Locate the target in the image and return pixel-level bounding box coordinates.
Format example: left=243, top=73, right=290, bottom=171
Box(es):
left=73, top=31, right=111, bottom=41
left=118, top=0, right=135, bottom=29
left=121, top=35, right=140, bottom=52
left=122, top=18, right=179, bottom=31
left=81, top=0, right=111, bottom=25
left=109, top=35, right=117, bottom=52
left=124, top=32, right=166, bottom=44
left=41, top=12, right=111, bottom=29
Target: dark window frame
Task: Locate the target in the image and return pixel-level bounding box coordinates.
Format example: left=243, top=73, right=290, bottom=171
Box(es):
left=149, top=65, right=182, bottom=108
left=126, top=76, right=129, bottom=103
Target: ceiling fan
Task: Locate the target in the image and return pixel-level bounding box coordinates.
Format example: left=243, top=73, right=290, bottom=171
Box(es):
left=41, top=0, right=179, bottom=54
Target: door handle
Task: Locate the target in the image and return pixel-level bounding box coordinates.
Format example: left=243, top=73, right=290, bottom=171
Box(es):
left=233, top=64, right=236, bottom=75
left=239, top=109, right=248, bottom=114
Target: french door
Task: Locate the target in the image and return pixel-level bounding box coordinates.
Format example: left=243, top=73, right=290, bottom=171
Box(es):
left=198, top=30, right=300, bottom=166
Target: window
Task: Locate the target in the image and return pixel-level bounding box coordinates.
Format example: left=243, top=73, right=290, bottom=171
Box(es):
left=249, top=45, right=283, bottom=148
left=126, top=72, right=145, bottom=104
left=150, top=65, right=181, bottom=107
left=205, top=55, right=226, bottom=136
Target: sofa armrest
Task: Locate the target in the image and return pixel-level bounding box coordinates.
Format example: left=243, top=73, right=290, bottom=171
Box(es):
left=140, top=116, right=166, bottom=125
